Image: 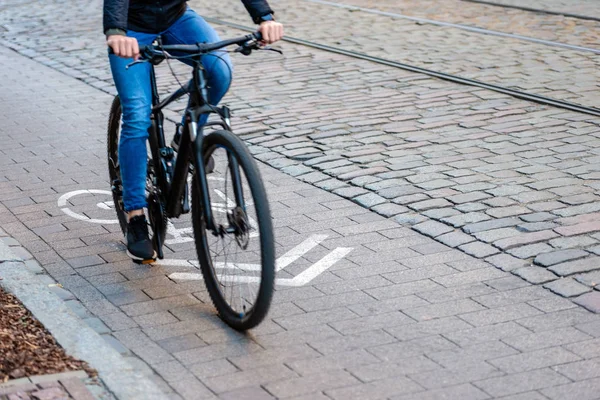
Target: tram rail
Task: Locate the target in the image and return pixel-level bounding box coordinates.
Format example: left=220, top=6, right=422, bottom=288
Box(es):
left=299, top=0, right=600, bottom=55
left=461, top=0, right=600, bottom=23
left=205, top=16, right=600, bottom=118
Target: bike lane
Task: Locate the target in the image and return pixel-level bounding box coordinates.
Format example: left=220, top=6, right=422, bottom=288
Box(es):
left=2, top=42, right=600, bottom=400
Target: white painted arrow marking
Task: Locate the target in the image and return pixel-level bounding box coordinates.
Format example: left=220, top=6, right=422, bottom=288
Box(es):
left=167, top=245, right=353, bottom=287
left=276, top=234, right=328, bottom=271
left=288, top=247, right=353, bottom=286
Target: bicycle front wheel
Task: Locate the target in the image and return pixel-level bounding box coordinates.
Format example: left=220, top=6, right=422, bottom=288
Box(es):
left=191, top=129, right=275, bottom=331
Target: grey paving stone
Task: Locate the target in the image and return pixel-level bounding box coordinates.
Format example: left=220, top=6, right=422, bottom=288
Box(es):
left=513, top=267, right=558, bottom=285
left=460, top=303, right=542, bottom=327
left=534, top=249, right=590, bottom=267
left=472, top=286, right=551, bottom=309
left=308, top=329, right=396, bottom=356
left=432, top=268, right=506, bottom=288
left=413, top=220, right=454, bottom=238
left=422, top=207, right=462, bottom=220
left=573, top=270, right=600, bottom=287
left=220, top=386, right=275, bottom=400
left=486, top=253, right=530, bottom=272
left=370, top=203, right=409, bottom=217
left=541, top=377, right=600, bottom=400
left=264, top=370, right=360, bottom=399
left=573, top=292, right=600, bottom=313
left=329, top=312, right=414, bottom=335
left=101, top=334, right=130, bottom=355
left=528, top=296, right=577, bottom=313
left=427, top=340, right=519, bottom=370
left=549, top=257, right=600, bottom=277
left=463, top=218, right=520, bottom=234
left=48, top=285, right=76, bottom=301
left=409, top=198, right=453, bottom=212
left=473, top=227, right=521, bottom=243
left=517, top=222, right=558, bottom=232
left=448, top=191, right=491, bottom=204
left=64, top=300, right=92, bottom=319
left=544, top=278, right=593, bottom=298
left=83, top=317, right=111, bottom=334
left=520, top=212, right=557, bottom=222
left=458, top=241, right=500, bottom=258
left=494, top=230, right=559, bottom=250
left=352, top=192, right=387, bottom=208
left=346, top=357, right=439, bottom=383
left=377, top=185, right=421, bottom=199
left=315, top=178, right=349, bottom=191
left=588, top=246, right=600, bottom=256
left=489, top=347, right=581, bottom=374
left=553, top=358, right=600, bottom=381
left=408, top=361, right=502, bottom=391
left=508, top=243, right=554, bottom=259
left=436, top=230, right=475, bottom=248
left=280, top=164, right=313, bottom=177
left=442, top=321, right=530, bottom=348
left=326, top=376, right=423, bottom=400
left=472, top=369, right=570, bottom=398
left=403, top=299, right=485, bottom=322
left=550, top=235, right=598, bottom=249
left=395, top=213, right=428, bottom=225
left=442, top=212, right=491, bottom=228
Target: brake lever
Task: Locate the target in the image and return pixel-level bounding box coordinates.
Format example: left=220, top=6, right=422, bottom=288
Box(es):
left=126, top=59, right=149, bottom=69
left=261, top=46, right=283, bottom=55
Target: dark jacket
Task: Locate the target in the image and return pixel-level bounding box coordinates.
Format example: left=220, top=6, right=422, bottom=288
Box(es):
left=103, top=0, right=273, bottom=34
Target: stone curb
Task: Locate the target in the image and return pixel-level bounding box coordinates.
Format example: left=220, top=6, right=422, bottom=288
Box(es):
left=0, top=241, right=167, bottom=400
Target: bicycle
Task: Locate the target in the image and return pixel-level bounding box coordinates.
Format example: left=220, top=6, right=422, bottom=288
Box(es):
left=106, top=33, right=276, bottom=330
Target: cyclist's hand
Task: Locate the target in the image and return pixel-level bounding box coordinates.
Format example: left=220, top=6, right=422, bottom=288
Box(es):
left=258, top=21, right=284, bottom=44
left=107, top=35, right=140, bottom=59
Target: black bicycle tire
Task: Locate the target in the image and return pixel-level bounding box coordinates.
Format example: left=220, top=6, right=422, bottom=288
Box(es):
left=106, top=95, right=167, bottom=248
left=107, top=95, right=128, bottom=235
left=191, top=129, right=275, bottom=331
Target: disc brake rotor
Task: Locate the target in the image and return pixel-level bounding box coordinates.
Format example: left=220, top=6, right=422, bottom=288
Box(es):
left=228, top=206, right=250, bottom=249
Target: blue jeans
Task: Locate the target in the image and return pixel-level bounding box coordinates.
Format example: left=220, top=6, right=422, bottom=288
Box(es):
left=109, top=8, right=232, bottom=212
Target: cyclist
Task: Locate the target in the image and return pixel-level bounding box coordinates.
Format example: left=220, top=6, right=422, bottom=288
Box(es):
left=104, top=0, right=283, bottom=263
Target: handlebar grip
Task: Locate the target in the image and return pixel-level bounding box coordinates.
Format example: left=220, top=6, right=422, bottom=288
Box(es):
left=252, top=31, right=263, bottom=41
left=108, top=47, right=114, bottom=55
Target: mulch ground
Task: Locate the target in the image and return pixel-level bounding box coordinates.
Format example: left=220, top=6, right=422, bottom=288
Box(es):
left=0, top=286, right=95, bottom=383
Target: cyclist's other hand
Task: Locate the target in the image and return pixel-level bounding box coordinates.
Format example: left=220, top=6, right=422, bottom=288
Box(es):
left=258, top=21, right=284, bottom=44
left=107, top=35, right=140, bottom=60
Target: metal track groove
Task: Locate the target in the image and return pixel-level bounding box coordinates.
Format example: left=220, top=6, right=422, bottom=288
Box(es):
left=301, top=0, right=600, bottom=55
left=205, top=17, right=600, bottom=118
left=461, top=0, right=600, bottom=22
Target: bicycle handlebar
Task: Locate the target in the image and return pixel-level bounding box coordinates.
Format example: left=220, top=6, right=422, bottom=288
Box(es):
left=154, top=32, right=262, bottom=55
left=108, top=32, right=263, bottom=59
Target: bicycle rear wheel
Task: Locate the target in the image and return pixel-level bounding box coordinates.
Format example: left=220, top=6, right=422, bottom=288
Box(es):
left=106, top=95, right=167, bottom=258
left=107, top=95, right=128, bottom=235
left=191, top=129, right=275, bottom=331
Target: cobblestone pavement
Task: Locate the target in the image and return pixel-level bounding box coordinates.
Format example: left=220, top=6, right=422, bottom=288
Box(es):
left=203, top=0, right=600, bottom=108
left=5, top=39, right=600, bottom=400
left=2, top=0, right=600, bottom=110
left=0, top=371, right=103, bottom=400
left=329, top=0, right=600, bottom=46
left=463, top=0, right=600, bottom=18
left=0, top=1, right=599, bottom=302
left=2, top=0, right=600, bottom=398
left=0, top=0, right=599, bottom=291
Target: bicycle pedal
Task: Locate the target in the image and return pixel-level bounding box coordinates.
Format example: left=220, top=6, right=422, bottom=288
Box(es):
left=133, top=258, right=156, bottom=265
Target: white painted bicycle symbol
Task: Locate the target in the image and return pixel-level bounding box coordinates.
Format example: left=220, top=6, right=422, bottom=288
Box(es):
left=58, top=187, right=353, bottom=286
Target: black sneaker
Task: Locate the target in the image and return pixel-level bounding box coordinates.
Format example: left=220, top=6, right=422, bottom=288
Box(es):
left=126, top=215, right=156, bottom=264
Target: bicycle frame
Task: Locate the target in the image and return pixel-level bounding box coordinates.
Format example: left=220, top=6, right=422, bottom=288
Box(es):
left=146, top=57, right=244, bottom=233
